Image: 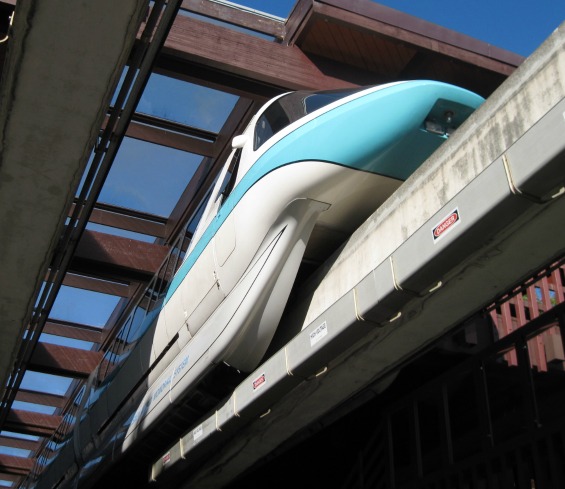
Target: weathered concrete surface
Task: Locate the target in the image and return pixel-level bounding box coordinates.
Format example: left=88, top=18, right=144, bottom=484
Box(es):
left=0, top=0, right=147, bottom=395
left=296, top=20, right=565, bottom=328
left=182, top=20, right=565, bottom=489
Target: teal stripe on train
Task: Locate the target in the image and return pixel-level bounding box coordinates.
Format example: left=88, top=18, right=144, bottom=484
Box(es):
left=164, top=80, right=484, bottom=304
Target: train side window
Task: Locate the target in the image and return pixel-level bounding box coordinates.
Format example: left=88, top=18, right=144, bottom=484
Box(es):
left=253, top=88, right=361, bottom=151
left=254, top=103, right=290, bottom=150
left=219, top=148, right=242, bottom=203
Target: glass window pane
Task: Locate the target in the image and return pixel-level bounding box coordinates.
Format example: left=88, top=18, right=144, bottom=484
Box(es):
left=138, top=74, right=238, bottom=132
left=12, top=401, right=56, bottom=415
left=0, top=446, right=32, bottom=458
left=21, top=372, right=72, bottom=396
left=98, top=137, right=202, bottom=217
left=50, top=286, right=120, bottom=328
left=0, top=431, right=39, bottom=441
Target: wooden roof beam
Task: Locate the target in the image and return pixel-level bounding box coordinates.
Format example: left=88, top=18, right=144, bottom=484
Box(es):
left=126, top=117, right=218, bottom=157
left=4, top=410, right=62, bottom=438
left=0, top=435, right=40, bottom=452
left=102, top=108, right=219, bottom=157
left=284, top=0, right=315, bottom=45
left=14, top=389, right=66, bottom=410
left=72, top=201, right=167, bottom=239
left=71, top=230, right=169, bottom=283
left=0, top=454, right=32, bottom=476
left=42, top=319, right=103, bottom=345
left=310, top=0, right=523, bottom=74
left=0, top=472, right=22, bottom=484
left=28, top=342, right=102, bottom=379
left=62, top=272, right=132, bottom=299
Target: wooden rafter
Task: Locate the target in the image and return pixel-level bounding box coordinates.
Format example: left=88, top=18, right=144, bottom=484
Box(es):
left=71, top=230, right=169, bottom=282
left=0, top=454, right=32, bottom=475
left=62, top=273, right=132, bottom=299
left=42, top=320, right=103, bottom=345
left=14, top=389, right=66, bottom=410
left=4, top=410, right=62, bottom=438
left=0, top=435, right=40, bottom=452
left=28, top=343, right=103, bottom=378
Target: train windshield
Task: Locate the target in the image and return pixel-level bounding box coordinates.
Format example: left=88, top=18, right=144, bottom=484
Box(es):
left=254, top=87, right=363, bottom=150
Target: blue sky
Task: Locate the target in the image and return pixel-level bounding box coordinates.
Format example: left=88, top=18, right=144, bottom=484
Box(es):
left=237, top=0, right=565, bottom=57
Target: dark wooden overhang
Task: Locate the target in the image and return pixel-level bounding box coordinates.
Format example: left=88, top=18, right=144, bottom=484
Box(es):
left=4, top=411, right=62, bottom=438
left=72, top=230, right=169, bottom=283
left=165, top=0, right=523, bottom=97
left=0, top=454, right=33, bottom=476
left=0, top=433, right=40, bottom=481
left=288, top=0, right=522, bottom=95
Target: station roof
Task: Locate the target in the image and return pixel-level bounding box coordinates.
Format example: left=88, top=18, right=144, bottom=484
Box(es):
left=0, top=0, right=523, bottom=486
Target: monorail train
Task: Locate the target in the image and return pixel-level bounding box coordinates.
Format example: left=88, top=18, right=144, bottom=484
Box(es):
left=26, top=80, right=484, bottom=488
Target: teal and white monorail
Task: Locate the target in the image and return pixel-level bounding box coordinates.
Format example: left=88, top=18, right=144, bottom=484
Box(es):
left=27, top=80, right=483, bottom=489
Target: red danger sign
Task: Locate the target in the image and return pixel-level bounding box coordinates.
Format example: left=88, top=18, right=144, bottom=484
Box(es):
left=432, top=208, right=460, bottom=242
left=253, top=373, right=266, bottom=390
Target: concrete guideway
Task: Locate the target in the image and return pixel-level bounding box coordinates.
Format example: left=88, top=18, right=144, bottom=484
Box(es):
left=152, top=20, right=565, bottom=489
left=0, top=0, right=147, bottom=392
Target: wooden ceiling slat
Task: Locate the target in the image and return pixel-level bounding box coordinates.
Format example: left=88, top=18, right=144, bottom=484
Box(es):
left=363, top=34, right=382, bottom=73
left=371, top=34, right=398, bottom=75
left=312, top=2, right=521, bottom=75
left=334, top=23, right=356, bottom=66
left=28, top=342, right=103, bottom=378
left=0, top=454, right=32, bottom=475
left=0, top=472, right=22, bottom=483
left=317, top=18, right=345, bottom=64
left=5, top=410, right=62, bottom=438
left=71, top=230, right=169, bottom=282
left=15, top=389, right=66, bottom=409
left=70, top=200, right=167, bottom=239
left=300, top=6, right=511, bottom=96
left=126, top=120, right=217, bottom=157
left=62, top=273, right=131, bottom=299
left=292, top=19, right=377, bottom=85
left=389, top=39, right=416, bottom=75
left=348, top=26, right=373, bottom=73
left=43, top=320, right=103, bottom=344
left=374, top=35, right=412, bottom=77
left=305, top=19, right=323, bottom=55
left=0, top=435, right=40, bottom=451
